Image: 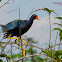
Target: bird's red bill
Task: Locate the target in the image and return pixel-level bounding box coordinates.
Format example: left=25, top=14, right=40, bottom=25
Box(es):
left=36, top=16, right=40, bottom=20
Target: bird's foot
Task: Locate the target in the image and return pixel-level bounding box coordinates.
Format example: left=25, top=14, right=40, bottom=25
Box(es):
left=8, top=34, right=20, bottom=39
left=8, top=34, right=20, bottom=43
left=8, top=34, right=26, bottom=56
left=21, top=36, right=27, bottom=44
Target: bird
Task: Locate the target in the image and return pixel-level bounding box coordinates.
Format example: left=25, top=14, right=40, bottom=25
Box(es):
left=0, top=14, right=40, bottom=38
left=0, top=14, right=40, bottom=56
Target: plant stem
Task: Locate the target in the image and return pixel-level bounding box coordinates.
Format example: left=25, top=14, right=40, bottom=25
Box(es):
left=49, top=14, right=51, bottom=48
left=58, top=20, right=62, bottom=50
left=54, top=27, right=59, bottom=50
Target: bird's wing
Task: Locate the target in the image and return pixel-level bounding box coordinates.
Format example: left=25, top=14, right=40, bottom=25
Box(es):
left=7, top=20, right=27, bottom=30
left=0, top=20, right=27, bottom=32
left=6, top=20, right=19, bottom=30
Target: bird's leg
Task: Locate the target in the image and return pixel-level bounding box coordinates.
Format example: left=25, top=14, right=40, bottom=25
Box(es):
left=21, top=36, right=27, bottom=44
left=15, top=40, right=26, bottom=57
left=21, top=36, right=28, bottom=57
left=19, top=46, right=26, bottom=57
left=8, top=34, right=20, bottom=43
left=8, top=34, right=26, bottom=57
left=15, top=42, right=26, bottom=57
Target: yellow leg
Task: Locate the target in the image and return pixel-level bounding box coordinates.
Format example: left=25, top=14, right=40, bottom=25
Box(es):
left=8, top=34, right=26, bottom=57
left=8, top=34, right=20, bottom=43
left=21, top=36, right=27, bottom=44
left=19, top=46, right=26, bottom=57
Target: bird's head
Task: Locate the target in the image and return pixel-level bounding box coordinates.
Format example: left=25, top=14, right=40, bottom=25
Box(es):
left=31, top=14, right=40, bottom=20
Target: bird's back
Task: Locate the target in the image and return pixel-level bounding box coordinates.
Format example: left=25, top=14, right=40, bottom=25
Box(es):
left=6, top=20, right=27, bottom=30
left=0, top=20, right=27, bottom=33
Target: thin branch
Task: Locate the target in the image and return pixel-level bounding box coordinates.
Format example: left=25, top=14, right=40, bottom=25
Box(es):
left=53, top=12, right=59, bottom=50
left=10, top=41, right=14, bottom=61
left=11, top=51, right=55, bottom=62
left=53, top=11, right=59, bottom=17
left=11, top=52, right=42, bottom=62
left=0, top=41, right=43, bottom=50
left=31, top=9, right=44, bottom=13
left=27, top=8, right=44, bottom=20
left=54, top=26, right=59, bottom=50
left=0, top=0, right=10, bottom=8
left=49, top=14, right=51, bottom=48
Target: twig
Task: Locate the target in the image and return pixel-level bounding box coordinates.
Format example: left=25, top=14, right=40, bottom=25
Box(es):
left=11, top=52, right=42, bottom=62
left=58, top=21, right=62, bottom=50
left=0, top=8, right=8, bottom=13
left=0, top=41, right=43, bottom=50
left=26, top=44, right=43, bottom=49
left=53, top=12, right=59, bottom=50
left=27, top=8, right=44, bottom=20
left=31, top=9, right=44, bottom=13
left=53, top=11, right=59, bottom=17
left=49, top=14, right=51, bottom=48
left=10, top=41, right=14, bottom=61
left=10, top=51, right=55, bottom=62
left=54, top=26, right=59, bottom=50
left=54, top=43, right=62, bottom=46
left=0, top=0, right=10, bottom=8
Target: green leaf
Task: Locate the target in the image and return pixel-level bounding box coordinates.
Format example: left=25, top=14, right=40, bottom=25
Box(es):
left=55, top=17, right=62, bottom=20
left=0, top=44, right=2, bottom=47
left=52, top=28, right=61, bottom=31
left=43, top=50, right=56, bottom=59
left=53, top=23, right=62, bottom=26
left=44, top=8, right=54, bottom=14
left=54, top=50, right=62, bottom=59
left=0, top=44, right=4, bottom=51
left=43, top=50, right=62, bottom=61
left=35, top=56, right=44, bottom=61
left=8, top=52, right=22, bottom=59
left=59, top=30, right=62, bottom=40
left=0, top=0, right=1, bottom=2
left=27, top=47, right=37, bottom=54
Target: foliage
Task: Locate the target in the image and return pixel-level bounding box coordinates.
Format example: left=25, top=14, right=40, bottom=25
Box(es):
left=53, top=17, right=62, bottom=40
left=44, top=8, right=54, bottom=14
left=35, top=56, right=45, bottom=62
left=55, top=17, right=62, bottom=20
left=8, top=52, right=22, bottom=59
left=52, top=28, right=61, bottom=31
left=52, top=28, right=62, bottom=40
left=0, top=44, right=4, bottom=51
left=43, top=50, right=62, bottom=61
left=26, top=37, right=45, bottom=62
left=53, top=23, right=62, bottom=26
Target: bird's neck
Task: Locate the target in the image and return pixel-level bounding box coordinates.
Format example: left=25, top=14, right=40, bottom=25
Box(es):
left=27, top=17, right=35, bottom=26
left=25, top=17, right=35, bottom=30
left=28, top=17, right=35, bottom=22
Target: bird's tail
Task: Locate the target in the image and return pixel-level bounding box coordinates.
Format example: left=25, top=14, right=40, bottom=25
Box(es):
left=0, top=24, right=7, bottom=32
left=0, top=24, right=9, bottom=39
